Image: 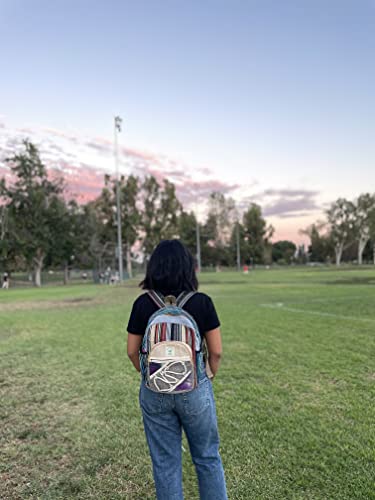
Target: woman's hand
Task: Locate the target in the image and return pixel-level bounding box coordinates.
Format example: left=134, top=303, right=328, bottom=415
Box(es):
left=127, top=333, right=142, bottom=372
left=204, top=328, right=223, bottom=377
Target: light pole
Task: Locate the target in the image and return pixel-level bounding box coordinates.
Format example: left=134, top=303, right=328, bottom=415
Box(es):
left=194, top=201, right=202, bottom=273
left=114, top=115, right=123, bottom=282
left=196, top=218, right=201, bottom=273
left=236, top=220, right=241, bottom=271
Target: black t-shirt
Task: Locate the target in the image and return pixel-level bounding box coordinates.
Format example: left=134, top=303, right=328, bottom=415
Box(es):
left=127, top=292, right=220, bottom=338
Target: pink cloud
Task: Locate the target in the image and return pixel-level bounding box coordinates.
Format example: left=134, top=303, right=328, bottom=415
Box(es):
left=122, top=146, right=164, bottom=166
left=41, top=127, right=79, bottom=144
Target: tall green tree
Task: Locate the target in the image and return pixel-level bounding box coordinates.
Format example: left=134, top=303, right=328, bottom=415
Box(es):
left=326, top=198, right=356, bottom=266
left=199, top=214, right=219, bottom=267
left=178, top=211, right=197, bottom=257
left=353, top=193, right=375, bottom=265
left=1, top=140, right=64, bottom=286
left=368, top=203, right=375, bottom=265
left=229, top=222, right=246, bottom=267
left=77, top=201, right=111, bottom=271
left=200, top=192, right=237, bottom=266
left=141, top=176, right=182, bottom=258
left=93, top=174, right=141, bottom=277
left=300, top=223, right=333, bottom=263
left=120, top=175, right=141, bottom=277
left=46, top=200, right=84, bottom=284
left=206, top=192, right=236, bottom=246
left=0, top=206, right=15, bottom=270
left=242, top=203, right=274, bottom=264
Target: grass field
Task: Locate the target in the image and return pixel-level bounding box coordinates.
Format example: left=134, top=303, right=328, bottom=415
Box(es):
left=1, top=267, right=374, bottom=499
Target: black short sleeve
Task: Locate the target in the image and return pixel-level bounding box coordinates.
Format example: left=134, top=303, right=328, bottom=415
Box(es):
left=127, top=294, right=157, bottom=335
left=183, top=293, right=220, bottom=336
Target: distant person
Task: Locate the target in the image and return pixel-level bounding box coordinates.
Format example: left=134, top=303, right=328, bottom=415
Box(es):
left=2, top=272, right=9, bottom=289
left=243, top=264, right=249, bottom=274
left=105, top=266, right=111, bottom=285
left=127, top=240, right=227, bottom=500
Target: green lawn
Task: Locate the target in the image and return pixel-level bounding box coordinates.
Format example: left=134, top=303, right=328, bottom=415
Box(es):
left=1, top=268, right=374, bottom=499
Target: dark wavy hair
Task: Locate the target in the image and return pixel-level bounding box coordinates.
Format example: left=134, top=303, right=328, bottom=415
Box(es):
left=140, top=240, right=198, bottom=294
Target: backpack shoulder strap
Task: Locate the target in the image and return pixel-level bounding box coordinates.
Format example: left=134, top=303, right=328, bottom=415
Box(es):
left=147, top=290, right=165, bottom=309
left=177, top=291, right=196, bottom=309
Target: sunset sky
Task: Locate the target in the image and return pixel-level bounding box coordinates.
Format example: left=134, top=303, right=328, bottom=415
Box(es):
left=1, top=0, right=375, bottom=243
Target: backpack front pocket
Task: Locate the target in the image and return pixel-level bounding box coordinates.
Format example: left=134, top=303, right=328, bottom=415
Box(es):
left=147, top=341, right=197, bottom=393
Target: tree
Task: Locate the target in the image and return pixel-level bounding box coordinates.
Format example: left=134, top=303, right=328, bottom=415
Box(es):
left=206, top=192, right=236, bottom=246
left=0, top=206, right=15, bottom=270
left=178, top=211, right=197, bottom=257
left=295, top=244, right=308, bottom=265
left=199, top=214, right=219, bottom=267
left=300, top=222, right=333, bottom=263
left=272, top=240, right=297, bottom=264
left=242, top=203, right=274, bottom=264
left=229, top=222, right=246, bottom=267
left=199, top=192, right=237, bottom=266
left=46, top=200, right=83, bottom=284
left=326, top=198, right=356, bottom=266
left=353, top=193, right=375, bottom=265
left=92, top=174, right=141, bottom=278
left=368, top=204, right=375, bottom=265
left=141, top=176, right=182, bottom=258
left=77, top=201, right=111, bottom=271
left=0, top=206, right=7, bottom=242
left=120, top=175, right=141, bottom=278
left=1, top=140, right=64, bottom=286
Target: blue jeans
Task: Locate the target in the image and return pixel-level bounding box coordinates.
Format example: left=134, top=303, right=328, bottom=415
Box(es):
left=139, top=377, right=227, bottom=500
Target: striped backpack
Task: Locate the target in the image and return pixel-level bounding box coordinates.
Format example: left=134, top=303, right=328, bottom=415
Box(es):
left=140, top=291, right=202, bottom=394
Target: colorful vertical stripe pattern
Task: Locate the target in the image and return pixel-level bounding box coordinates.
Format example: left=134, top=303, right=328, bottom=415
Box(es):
left=147, top=320, right=196, bottom=365
left=149, top=322, right=195, bottom=349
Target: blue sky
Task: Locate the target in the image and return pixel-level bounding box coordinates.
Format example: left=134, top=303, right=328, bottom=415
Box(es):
left=1, top=0, right=374, bottom=242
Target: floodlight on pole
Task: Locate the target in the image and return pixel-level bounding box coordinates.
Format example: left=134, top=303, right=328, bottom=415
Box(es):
left=114, top=115, right=123, bottom=282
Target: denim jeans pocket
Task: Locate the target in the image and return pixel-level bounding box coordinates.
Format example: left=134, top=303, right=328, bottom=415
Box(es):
left=140, top=383, right=164, bottom=415
left=182, top=378, right=211, bottom=416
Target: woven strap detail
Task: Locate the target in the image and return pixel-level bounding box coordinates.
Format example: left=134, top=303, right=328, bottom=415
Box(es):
left=147, top=290, right=165, bottom=309
left=177, top=291, right=196, bottom=308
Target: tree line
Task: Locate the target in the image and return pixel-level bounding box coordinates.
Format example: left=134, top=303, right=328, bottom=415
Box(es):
left=301, top=195, right=375, bottom=266
left=0, top=141, right=276, bottom=286
left=1, top=141, right=374, bottom=286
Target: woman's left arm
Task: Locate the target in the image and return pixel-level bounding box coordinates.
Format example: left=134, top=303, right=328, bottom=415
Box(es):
left=127, top=333, right=142, bottom=372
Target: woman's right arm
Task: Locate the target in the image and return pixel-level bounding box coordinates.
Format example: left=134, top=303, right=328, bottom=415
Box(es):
left=127, top=333, right=142, bottom=372
left=204, top=327, right=223, bottom=377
